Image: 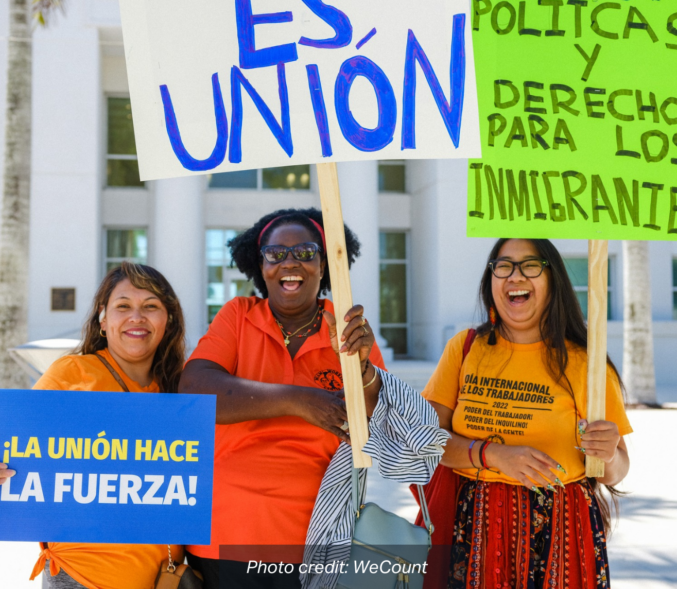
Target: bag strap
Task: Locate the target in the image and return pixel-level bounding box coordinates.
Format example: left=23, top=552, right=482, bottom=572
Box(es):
left=94, top=353, right=130, bottom=393
left=351, top=468, right=433, bottom=534
left=95, top=354, right=176, bottom=566
left=462, top=329, right=477, bottom=363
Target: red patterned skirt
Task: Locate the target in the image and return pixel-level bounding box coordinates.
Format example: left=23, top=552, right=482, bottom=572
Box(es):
left=447, top=478, right=610, bottom=589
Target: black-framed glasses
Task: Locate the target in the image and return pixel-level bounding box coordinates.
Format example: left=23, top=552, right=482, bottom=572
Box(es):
left=489, top=258, right=549, bottom=278
left=261, top=242, right=322, bottom=264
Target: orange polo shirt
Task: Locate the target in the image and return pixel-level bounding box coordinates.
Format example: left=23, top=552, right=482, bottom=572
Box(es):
left=186, top=296, right=385, bottom=561
left=30, top=348, right=183, bottom=589
left=423, top=330, right=632, bottom=485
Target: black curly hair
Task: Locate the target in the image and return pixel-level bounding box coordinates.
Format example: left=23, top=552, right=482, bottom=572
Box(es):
left=228, top=207, right=361, bottom=298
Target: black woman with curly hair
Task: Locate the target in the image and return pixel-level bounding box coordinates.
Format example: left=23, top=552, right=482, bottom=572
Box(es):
left=179, top=207, right=386, bottom=589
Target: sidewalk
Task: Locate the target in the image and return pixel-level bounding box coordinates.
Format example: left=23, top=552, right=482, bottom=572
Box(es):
left=2, top=409, right=675, bottom=588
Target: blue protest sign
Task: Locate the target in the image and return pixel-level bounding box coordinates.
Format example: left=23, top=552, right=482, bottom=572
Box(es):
left=0, top=390, right=215, bottom=544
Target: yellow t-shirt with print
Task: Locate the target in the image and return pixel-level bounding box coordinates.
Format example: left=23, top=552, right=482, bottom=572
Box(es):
left=422, top=330, right=632, bottom=485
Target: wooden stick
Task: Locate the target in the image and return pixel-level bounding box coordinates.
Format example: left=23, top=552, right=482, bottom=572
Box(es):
left=586, top=239, right=607, bottom=478
left=316, top=162, right=372, bottom=468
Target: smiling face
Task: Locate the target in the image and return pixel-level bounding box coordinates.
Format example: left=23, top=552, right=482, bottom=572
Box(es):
left=260, top=223, right=326, bottom=316
left=100, top=278, right=169, bottom=366
left=491, top=239, right=551, bottom=343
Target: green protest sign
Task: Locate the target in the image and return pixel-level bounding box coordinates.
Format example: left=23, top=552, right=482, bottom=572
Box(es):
left=467, top=0, right=677, bottom=240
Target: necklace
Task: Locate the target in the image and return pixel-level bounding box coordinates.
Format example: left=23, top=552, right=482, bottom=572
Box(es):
left=275, top=304, right=323, bottom=347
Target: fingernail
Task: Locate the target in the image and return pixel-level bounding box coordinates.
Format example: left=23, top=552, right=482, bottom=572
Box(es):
left=555, top=478, right=566, bottom=489
left=547, top=484, right=556, bottom=492
left=340, top=345, right=347, bottom=353
left=575, top=446, right=586, bottom=454
left=557, top=464, right=567, bottom=474
left=532, top=486, right=545, bottom=497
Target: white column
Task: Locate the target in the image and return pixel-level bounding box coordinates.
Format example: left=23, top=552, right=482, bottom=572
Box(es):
left=153, top=176, right=205, bottom=351
left=337, top=161, right=393, bottom=363
left=409, top=159, right=493, bottom=361
left=28, top=23, right=101, bottom=341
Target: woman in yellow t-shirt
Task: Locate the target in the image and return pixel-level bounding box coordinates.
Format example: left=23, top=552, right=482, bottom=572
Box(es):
left=16, top=261, right=185, bottom=589
left=423, top=238, right=631, bottom=589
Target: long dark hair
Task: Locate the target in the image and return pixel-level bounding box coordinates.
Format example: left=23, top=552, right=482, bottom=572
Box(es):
left=228, top=207, right=361, bottom=298
left=75, top=262, right=186, bottom=392
left=476, top=238, right=624, bottom=531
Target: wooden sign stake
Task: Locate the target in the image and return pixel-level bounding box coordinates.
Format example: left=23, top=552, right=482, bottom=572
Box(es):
left=586, top=239, right=607, bottom=478
left=316, top=162, right=372, bottom=468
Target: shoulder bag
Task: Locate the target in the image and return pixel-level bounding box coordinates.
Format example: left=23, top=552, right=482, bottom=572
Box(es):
left=154, top=547, right=204, bottom=589
left=336, top=467, right=433, bottom=589
left=410, top=328, right=477, bottom=589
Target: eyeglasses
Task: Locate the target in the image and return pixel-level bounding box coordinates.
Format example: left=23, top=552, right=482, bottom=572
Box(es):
left=260, top=242, right=322, bottom=264
left=489, top=258, right=549, bottom=278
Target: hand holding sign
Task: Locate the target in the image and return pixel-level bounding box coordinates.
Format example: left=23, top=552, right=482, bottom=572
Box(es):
left=0, top=462, right=15, bottom=485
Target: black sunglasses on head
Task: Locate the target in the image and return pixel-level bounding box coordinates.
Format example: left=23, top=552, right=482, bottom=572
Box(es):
left=260, top=242, right=322, bottom=264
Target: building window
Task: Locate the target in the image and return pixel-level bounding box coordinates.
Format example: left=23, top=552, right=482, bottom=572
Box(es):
left=378, top=161, right=406, bottom=193
left=105, top=229, right=148, bottom=272
left=208, top=165, right=310, bottom=190
left=106, top=97, right=144, bottom=187
left=563, top=257, right=613, bottom=320
left=673, top=258, right=677, bottom=320
left=206, top=229, right=256, bottom=323
left=380, top=232, right=409, bottom=355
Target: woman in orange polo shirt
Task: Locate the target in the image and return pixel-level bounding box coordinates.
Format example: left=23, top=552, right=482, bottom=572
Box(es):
left=179, top=208, right=386, bottom=589
left=26, top=262, right=186, bottom=589
left=422, top=238, right=632, bottom=589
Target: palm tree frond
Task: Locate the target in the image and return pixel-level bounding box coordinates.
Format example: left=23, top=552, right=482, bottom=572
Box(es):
left=32, top=0, right=65, bottom=27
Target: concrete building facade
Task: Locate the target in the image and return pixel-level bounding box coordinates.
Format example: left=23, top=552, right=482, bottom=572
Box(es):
left=1, top=1, right=676, bottom=388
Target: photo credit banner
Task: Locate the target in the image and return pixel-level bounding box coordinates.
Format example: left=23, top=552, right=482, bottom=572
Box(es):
left=0, top=390, right=216, bottom=544
left=118, top=0, right=481, bottom=181
left=467, top=0, right=677, bottom=241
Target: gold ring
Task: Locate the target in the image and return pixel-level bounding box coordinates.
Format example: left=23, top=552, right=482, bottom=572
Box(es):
left=361, top=316, right=367, bottom=326
left=363, top=326, right=369, bottom=336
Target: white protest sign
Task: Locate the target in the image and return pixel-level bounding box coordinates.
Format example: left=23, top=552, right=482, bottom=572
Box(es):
left=119, top=0, right=481, bottom=181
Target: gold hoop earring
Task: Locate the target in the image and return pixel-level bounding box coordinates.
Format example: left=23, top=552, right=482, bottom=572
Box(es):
left=99, top=329, right=107, bottom=338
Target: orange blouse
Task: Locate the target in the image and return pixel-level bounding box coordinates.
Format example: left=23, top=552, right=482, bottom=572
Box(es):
left=30, top=348, right=183, bottom=589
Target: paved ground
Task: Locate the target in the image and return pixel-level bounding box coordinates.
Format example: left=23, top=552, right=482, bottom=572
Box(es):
left=1, top=409, right=675, bottom=588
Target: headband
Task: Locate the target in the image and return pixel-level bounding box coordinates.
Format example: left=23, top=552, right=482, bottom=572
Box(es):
left=257, top=215, right=327, bottom=252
